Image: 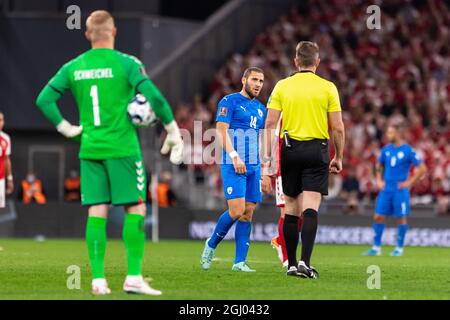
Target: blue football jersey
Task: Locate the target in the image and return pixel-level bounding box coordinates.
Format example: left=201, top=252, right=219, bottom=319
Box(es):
left=215, top=92, right=267, bottom=165
left=378, top=144, right=422, bottom=191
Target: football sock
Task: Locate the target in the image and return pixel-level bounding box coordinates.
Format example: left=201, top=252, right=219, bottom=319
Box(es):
left=298, top=216, right=303, bottom=231
left=234, top=220, right=252, bottom=264
left=123, top=214, right=145, bottom=276
left=396, top=224, right=408, bottom=248
left=277, top=216, right=288, bottom=262
left=283, top=214, right=299, bottom=268
left=86, top=216, right=107, bottom=279
left=300, top=209, right=318, bottom=267
left=276, top=216, right=284, bottom=244
left=208, top=210, right=235, bottom=249
left=373, top=223, right=385, bottom=248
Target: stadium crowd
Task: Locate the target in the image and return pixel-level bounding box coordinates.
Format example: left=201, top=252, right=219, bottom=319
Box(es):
left=170, top=0, right=450, bottom=215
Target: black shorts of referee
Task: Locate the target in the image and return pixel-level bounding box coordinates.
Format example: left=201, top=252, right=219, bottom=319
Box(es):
left=280, top=138, right=329, bottom=197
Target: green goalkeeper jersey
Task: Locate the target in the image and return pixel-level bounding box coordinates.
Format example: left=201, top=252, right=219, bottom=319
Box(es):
left=37, top=48, right=174, bottom=160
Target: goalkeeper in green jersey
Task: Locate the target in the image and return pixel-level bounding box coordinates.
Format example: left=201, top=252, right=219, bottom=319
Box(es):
left=36, top=10, right=183, bottom=296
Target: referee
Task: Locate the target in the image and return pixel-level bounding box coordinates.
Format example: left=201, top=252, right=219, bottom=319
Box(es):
left=264, top=41, right=345, bottom=278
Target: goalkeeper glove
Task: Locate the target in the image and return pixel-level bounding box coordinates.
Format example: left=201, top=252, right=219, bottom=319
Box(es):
left=161, top=121, right=184, bottom=165
left=56, top=119, right=83, bottom=138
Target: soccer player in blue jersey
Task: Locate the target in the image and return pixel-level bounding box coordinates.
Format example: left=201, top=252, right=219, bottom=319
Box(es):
left=200, top=67, right=266, bottom=272
left=363, top=124, right=427, bottom=257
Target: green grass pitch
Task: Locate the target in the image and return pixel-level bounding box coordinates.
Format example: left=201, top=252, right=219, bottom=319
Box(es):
left=0, top=239, right=449, bottom=300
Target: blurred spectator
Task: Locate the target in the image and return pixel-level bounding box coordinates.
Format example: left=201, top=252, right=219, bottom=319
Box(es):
left=433, top=177, right=450, bottom=216
left=341, top=168, right=360, bottom=215
left=326, top=174, right=343, bottom=200
left=20, top=172, right=46, bottom=204
left=64, top=170, right=81, bottom=202
left=205, top=165, right=224, bottom=209
left=154, top=171, right=177, bottom=208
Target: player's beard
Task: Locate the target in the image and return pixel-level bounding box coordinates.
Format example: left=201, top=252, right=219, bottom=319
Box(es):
left=244, top=82, right=257, bottom=99
left=388, top=135, right=398, bottom=144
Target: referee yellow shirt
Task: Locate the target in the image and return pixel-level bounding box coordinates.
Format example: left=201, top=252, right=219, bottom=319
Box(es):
left=267, top=71, right=341, bottom=141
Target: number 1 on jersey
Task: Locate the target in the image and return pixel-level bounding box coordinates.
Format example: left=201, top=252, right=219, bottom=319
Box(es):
left=90, top=85, right=101, bottom=126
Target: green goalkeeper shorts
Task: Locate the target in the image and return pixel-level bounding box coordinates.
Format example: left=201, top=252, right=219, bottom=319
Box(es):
left=80, top=156, right=147, bottom=206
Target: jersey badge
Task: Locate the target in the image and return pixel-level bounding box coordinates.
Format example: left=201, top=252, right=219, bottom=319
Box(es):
left=219, top=107, right=228, bottom=116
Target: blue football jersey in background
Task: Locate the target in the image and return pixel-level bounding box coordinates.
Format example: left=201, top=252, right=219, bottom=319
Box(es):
left=378, top=144, right=422, bottom=191
left=215, top=92, right=267, bottom=166
left=375, top=143, right=422, bottom=217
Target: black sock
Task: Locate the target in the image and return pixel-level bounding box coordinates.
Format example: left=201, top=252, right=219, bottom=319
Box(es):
left=300, top=209, right=318, bottom=267
left=283, top=214, right=299, bottom=268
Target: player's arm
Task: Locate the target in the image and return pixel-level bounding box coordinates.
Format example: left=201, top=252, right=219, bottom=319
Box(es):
left=216, top=121, right=246, bottom=174
left=264, top=84, right=282, bottom=174
left=4, top=136, right=13, bottom=194
left=264, top=108, right=281, bottom=162
left=399, top=150, right=427, bottom=189
left=376, top=147, right=387, bottom=190
left=399, top=163, right=427, bottom=189
left=5, top=155, right=13, bottom=194
left=259, top=131, right=273, bottom=194
left=137, top=79, right=174, bottom=125
left=126, top=58, right=174, bottom=124
left=215, top=99, right=245, bottom=174
left=375, top=163, right=385, bottom=190
left=139, top=80, right=183, bottom=165
left=127, top=60, right=183, bottom=165
left=262, top=108, right=280, bottom=194
left=328, top=83, right=345, bottom=174
left=36, top=64, right=82, bottom=139
left=328, top=111, right=345, bottom=173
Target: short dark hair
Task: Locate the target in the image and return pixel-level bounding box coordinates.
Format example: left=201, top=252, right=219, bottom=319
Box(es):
left=296, top=41, right=319, bottom=67
left=243, top=67, right=264, bottom=78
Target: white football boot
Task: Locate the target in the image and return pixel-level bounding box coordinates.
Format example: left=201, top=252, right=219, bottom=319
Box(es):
left=92, top=278, right=111, bottom=295
left=123, top=275, right=162, bottom=296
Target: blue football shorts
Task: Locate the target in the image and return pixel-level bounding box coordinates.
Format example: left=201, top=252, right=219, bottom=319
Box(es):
left=221, top=164, right=262, bottom=203
left=375, top=188, right=410, bottom=217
